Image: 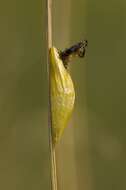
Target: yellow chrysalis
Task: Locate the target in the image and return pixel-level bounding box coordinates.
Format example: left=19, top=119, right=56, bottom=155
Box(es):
left=50, top=47, right=75, bottom=145
left=49, top=41, right=88, bottom=145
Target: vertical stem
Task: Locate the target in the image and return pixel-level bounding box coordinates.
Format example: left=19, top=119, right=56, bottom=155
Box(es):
left=46, top=0, right=58, bottom=190
left=47, top=0, right=52, bottom=46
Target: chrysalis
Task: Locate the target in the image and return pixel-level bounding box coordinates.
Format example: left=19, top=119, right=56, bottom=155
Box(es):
left=50, top=41, right=88, bottom=145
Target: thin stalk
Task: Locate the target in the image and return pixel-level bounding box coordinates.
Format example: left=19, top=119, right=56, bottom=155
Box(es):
left=46, top=0, right=58, bottom=190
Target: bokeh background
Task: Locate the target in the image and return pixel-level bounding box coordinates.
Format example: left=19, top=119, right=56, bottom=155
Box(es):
left=0, top=0, right=126, bottom=190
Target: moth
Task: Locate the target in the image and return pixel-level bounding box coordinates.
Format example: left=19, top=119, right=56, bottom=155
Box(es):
left=49, top=41, right=88, bottom=145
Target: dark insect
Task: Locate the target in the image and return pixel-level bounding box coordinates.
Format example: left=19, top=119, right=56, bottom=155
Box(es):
left=60, top=40, right=88, bottom=68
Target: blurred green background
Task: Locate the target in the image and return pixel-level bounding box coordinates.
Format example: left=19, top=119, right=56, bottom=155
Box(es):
left=0, top=0, right=126, bottom=190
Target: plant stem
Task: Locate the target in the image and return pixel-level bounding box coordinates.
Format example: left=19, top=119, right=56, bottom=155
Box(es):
left=46, top=0, right=58, bottom=190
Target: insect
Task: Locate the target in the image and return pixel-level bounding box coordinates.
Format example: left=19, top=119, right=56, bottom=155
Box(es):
left=49, top=41, right=88, bottom=145
left=60, top=40, right=88, bottom=68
